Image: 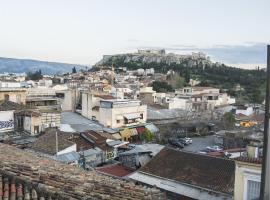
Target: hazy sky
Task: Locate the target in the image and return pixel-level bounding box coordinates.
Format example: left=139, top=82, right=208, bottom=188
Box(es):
left=0, top=0, right=269, bottom=67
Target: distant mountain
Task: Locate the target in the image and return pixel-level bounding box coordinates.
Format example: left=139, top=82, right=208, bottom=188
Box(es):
left=0, top=57, right=88, bottom=75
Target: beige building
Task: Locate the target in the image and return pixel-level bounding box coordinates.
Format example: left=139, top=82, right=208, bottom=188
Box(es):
left=99, top=99, right=147, bottom=128
left=234, top=157, right=261, bottom=200
left=82, top=92, right=115, bottom=121
left=0, top=88, right=26, bottom=104
left=14, top=110, right=42, bottom=135
left=82, top=92, right=147, bottom=128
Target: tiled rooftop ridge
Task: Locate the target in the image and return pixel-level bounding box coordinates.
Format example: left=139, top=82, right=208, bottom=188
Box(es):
left=0, top=144, right=165, bottom=200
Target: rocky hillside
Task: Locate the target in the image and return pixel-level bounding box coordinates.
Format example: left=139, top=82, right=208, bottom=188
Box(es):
left=95, top=51, right=212, bottom=68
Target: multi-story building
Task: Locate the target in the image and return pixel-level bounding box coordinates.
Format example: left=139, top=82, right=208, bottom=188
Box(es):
left=174, top=86, right=235, bottom=111
left=26, top=88, right=59, bottom=110
left=82, top=92, right=147, bottom=128
left=0, top=88, right=26, bottom=104
left=99, top=99, right=147, bottom=128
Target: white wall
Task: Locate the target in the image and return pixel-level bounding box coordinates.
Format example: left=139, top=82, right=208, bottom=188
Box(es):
left=168, top=98, right=188, bottom=109
left=236, top=107, right=254, bottom=116
left=57, top=144, right=77, bottom=156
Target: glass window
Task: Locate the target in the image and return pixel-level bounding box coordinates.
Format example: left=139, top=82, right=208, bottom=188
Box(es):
left=247, top=180, right=260, bottom=200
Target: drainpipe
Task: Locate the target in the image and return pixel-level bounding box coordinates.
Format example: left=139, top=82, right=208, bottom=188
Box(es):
left=260, top=45, right=270, bottom=199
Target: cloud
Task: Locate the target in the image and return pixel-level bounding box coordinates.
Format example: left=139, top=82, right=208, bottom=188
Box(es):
left=137, top=43, right=268, bottom=66
left=168, top=43, right=268, bottom=65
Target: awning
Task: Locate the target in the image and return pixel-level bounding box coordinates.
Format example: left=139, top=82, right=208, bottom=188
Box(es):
left=124, top=113, right=141, bottom=120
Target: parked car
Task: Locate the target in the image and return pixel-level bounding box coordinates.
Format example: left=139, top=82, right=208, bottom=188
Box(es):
left=184, top=137, right=192, bottom=144
left=168, top=138, right=185, bottom=148
left=206, top=145, right=223, bottom=152
left=178, top=137, right=192, bottom=145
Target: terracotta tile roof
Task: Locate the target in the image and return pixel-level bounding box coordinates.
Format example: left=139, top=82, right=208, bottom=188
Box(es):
left=81, top=130, right=109, bottom=151
left=0, top=143, right=165, bottom=199
left=14, top=110, right=41, bottom=117
left=0, top=100, right=28, bottom=111
left=68, top=133, right=94, bottom=151
left=234, top=156, right=262, bottom=164
left=30, top=128, right=74, bottom=155
left=207, top=148, right=246, bottom=157
left=96, top=164, right=134, bottom=177
left=140, top=147, right=235, bottom=195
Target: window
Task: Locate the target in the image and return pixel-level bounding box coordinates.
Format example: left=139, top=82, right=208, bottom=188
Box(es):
left=140, top=114, right=143, bottom=119
left=116, top=120, right=120, bottom=123
left=247, top=180, right=260, bottom=200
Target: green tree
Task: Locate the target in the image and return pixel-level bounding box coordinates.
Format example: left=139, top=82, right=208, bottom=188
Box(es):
left=151, top=81, right=173, bottom=92
left=223, top=112, right=236, bottom=128
left=250, top=89, right=264, bottom=104
left=72, top=67, right=77, bottom=73
left=26, top=70, right=43, bottom=80
left=140, top=129, right=154, bottom=142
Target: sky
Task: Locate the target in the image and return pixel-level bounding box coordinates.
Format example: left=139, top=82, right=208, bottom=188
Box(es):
left=0, top=0, right=269, bottom=68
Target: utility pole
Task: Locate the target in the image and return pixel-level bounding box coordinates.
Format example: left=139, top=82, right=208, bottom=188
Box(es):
left=260, top=45, right=270, bottom=199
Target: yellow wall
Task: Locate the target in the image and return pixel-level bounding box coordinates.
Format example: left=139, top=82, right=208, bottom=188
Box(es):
left=234, top=161, right=261, bottom=200
left=0, top=90, right=26, bottom=104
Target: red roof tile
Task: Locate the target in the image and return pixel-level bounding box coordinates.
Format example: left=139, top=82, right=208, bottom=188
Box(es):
left=96, top=164, right=134, bottom=177
left=234, top=156, right=262, bottom=164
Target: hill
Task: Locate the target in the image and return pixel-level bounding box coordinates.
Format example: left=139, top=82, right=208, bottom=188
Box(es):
left=0, top=57, right=87, bottom=75
left=96, top=50, right=266, bottom=104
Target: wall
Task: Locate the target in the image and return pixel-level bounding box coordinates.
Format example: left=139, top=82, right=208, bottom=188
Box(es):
left=57, top=144, right=77, bottom=156
left=168, top=98, right=188, bottom=109
left=41, top=112, right=61, bottom=131
left=100, top=104, right=147, bottom=128
left=234, top=161, right=261, bottom=200
left=0, top=90, right=26, bottom=104
left=0, top=111, right=14, bottom=132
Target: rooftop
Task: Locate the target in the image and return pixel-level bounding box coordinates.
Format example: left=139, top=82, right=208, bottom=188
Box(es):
left=0, top=143, right=165, bottom=199
left=139, top=147, right=235, bottom=195
left=96, top=163, right=134, bottom=178
left=0, top=100, right=28, bottom=111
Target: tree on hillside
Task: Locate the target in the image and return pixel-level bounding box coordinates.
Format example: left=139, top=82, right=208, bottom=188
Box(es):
left=26, top=70, right=43, bottom=80
left=151, top=81, right=173, bottom=92
left=223, top=112, right=236, bottom=128
left=72, top=67, right=77, bottom=73
left=250, top=89, right=264, bottom=104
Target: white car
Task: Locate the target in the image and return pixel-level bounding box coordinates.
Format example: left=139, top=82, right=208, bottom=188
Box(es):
left=206, top=145, right=223, bottom=152
left=184, top=137, right=192, bottom=144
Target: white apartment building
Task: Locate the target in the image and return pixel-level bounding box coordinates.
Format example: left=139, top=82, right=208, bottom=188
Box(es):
left=173, top=87, right=235, bottom=111
left=99, top=99, right=147, bottom=128
left=82, top=92, right=147, bottom=128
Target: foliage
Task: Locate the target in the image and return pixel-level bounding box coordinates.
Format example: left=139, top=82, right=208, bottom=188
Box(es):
left=101, top=56, right=266, bottom=103
left=140, top=129, right=154, bottom=142
left=72, top=67, right=77, bottom=73
left=26, top=70, right=43, bottom=80
left=223, top=112, right=236, bottom=128
left=151, top=81, right=173, bottom=92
